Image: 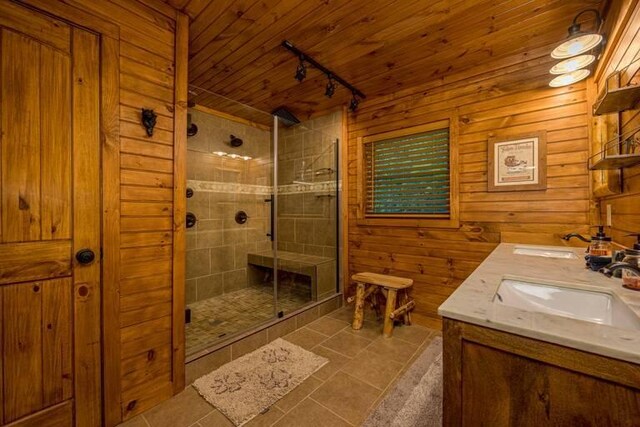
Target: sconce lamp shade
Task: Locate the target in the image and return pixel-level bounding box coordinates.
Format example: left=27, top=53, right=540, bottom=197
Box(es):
left=550, top=54, right=595, bottom=74
left=551, top=33, right=603, bottom=59
left=549, top=69, right=590, bottom=87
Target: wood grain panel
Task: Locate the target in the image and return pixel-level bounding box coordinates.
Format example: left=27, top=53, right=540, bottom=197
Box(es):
left=0, top=241, right=71, bottom=285
left=71, top=28, right=102, bottom=427
left=2, top=282, right=43, bottom=422
left=5, top=400, right=72, bottom=427
left=1, top=30, right=41, bottom=243
left=40, top=45, right=72, bottom=241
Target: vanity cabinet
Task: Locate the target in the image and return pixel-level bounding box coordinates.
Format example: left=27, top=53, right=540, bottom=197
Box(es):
left=443, top=318, right=640, bottom=426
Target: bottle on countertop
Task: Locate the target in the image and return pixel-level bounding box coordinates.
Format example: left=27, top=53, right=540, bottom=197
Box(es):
left=621, top=234, right=640, bottom=289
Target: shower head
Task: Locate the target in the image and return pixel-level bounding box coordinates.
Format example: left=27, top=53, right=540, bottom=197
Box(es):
left=272, top=107, right=300, bottom=127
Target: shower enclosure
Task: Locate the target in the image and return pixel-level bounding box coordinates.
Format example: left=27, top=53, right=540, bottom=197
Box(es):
left=185, top=89, right=341, bottom=356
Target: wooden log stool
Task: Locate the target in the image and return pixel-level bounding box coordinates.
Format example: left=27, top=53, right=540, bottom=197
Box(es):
left=350, top=272, right=415, bottom=338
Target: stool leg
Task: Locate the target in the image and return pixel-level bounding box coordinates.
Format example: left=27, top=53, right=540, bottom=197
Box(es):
left=383, top=288, right=398, bottom=338
left=352, top=282, right=366, bottom=330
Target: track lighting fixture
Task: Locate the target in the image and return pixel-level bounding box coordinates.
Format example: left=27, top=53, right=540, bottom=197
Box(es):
left=325, top=75, right=336, bottom=98
left=281, top=40, right=366, bottom=109
left=349, top=92, right=359, bottom=112
left=295, top=56, right=306, bottom=82
left=549, top=9, right=603, bottom=87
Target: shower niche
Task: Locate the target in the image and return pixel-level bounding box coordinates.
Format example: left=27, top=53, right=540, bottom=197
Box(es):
left=184, top=92, right=340, bottom=356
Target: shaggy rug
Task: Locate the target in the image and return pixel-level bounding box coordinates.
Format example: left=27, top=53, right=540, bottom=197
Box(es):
left=193, top=338, right=328, bottom=426
left=363, top=337, right=443, bottom=427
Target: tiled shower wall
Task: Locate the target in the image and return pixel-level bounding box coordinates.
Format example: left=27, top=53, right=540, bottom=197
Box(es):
left=186, top=109, right=272, bottom=303
left=277, top=111, right=341, bottom=258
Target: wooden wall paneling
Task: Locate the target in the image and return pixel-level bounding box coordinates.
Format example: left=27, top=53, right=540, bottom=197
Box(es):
left=101, top=33, right=122, bottom=427
left=590, top=0, right=640, bottom=248
left=4, top=401, right=73, bottom=427
left=71, top=27, right=102, bottom=427
left=347, top=52, right=592, bottom=327
left=172, top=11, right=189, bottom=393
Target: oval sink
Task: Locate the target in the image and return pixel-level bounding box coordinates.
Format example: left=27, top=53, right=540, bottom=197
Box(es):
left=494, top=278, right=640, bottom=330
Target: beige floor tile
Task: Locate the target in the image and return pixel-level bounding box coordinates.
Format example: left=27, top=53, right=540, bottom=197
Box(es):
left=274, top=375, right=323, bottom=413
left=144, top=387, right=213, bottom=427
left=321, top=331, right=372, bottom=358
left=310, top=372, right=381, bottom=425
left=306, top=316, right=349, bottom=337
left=244, top=406, right=285, bottom=427
left=196, top=409, right=233, bottom=427
left=274, top=398, right=352, bottom=427
left=116, top=415, right=149, bottom=427
left=326, top=306, right=354, bottom=323
left=186, top=347, right=231, bottom=385
left=283, top=327, right=328, bottom=350
left=344, top=319, right=384, bottom=341
left=310, top=345, right=352, bottom=381
left=367, top=336, right=419, bottom=364
left=341, top=348, right=405, bottom=390
left=390, top=324, right=433, bottom=345
left=266, top=316, right=296, bottom=341
left=231, top=330, right=268, bottom=359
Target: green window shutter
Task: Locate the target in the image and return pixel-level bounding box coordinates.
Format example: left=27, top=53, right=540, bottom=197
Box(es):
left=364, top=128, right=450, bottom=215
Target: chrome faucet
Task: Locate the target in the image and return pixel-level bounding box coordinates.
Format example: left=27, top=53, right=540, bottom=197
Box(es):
left=599, top=262, right=640, bottom=278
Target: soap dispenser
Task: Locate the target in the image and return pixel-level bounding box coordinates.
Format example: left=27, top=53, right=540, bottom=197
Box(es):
left=588, top=226, right=613, bottom=257
left=584, top=226, right=612, bottom=271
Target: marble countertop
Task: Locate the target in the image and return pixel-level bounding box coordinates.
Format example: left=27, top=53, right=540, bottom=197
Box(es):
left=438, top=243, right=640, bottom=364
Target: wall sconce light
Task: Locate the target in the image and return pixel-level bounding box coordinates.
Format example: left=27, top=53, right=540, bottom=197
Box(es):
left=550, top=54, right=596, bottom=74
left=549, top=69, right=591, bottom=87
left=549, top=9, right=603, bottom=87
left=551, top=9, right=603, bottom=59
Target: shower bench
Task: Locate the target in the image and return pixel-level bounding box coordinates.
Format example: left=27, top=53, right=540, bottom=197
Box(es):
left=247, top=250, right=336, bottom=301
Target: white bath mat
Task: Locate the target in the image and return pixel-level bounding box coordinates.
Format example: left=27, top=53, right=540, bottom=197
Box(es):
left=193, top=338, right=328, bottom=426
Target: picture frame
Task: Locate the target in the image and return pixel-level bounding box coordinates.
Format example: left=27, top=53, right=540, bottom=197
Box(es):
left=487, top=131, right=547, bottom=192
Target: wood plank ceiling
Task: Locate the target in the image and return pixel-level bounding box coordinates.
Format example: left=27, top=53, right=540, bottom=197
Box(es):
left=166, top=0, right=604, bottom=120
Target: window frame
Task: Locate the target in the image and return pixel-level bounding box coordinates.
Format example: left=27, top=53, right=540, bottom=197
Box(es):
left=356, top=112, right=459, bottom=229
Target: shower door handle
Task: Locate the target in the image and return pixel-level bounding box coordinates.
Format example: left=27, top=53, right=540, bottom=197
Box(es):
left=265, top=195, right=274, bottom=241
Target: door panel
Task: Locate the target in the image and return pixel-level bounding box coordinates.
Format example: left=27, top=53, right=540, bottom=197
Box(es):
left=0, top=3, right=101, bottom=426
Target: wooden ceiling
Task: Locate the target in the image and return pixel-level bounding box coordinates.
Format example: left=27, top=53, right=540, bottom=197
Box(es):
left=165, top=0, right=605, bottom=120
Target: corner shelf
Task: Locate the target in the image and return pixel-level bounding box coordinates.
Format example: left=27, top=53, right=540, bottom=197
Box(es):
left=592, top=71, right=640, bottom=116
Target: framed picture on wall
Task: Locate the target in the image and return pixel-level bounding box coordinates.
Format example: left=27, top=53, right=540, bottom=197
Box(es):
left=487, top=131, right=547, bottom=192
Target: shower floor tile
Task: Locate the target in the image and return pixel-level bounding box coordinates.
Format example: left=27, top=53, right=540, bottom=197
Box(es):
left=186, top=284, right=311, bottom=355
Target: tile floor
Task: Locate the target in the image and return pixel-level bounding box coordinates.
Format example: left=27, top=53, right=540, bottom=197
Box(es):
left=187, top=284, right=312, bottom=355
left=123, top=305, right=440, bottom=427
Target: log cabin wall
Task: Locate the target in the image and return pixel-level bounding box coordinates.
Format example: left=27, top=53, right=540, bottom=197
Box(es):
left=347, top=54, right=592, bottom=329
left=12, top=0, right=187, bottom=424
left=590, top=0, right=640, bottom=247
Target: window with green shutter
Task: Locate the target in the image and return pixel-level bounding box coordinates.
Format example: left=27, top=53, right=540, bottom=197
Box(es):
left=361, top=119, right=455, bottom=219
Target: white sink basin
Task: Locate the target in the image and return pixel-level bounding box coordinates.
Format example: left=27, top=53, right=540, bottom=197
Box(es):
left=495, top=278, right=640, bottom=330
left=513, top=245, right=577, bottom=259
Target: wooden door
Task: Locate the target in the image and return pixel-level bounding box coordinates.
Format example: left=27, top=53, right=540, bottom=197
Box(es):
left=0, top=2, right=101, bottom=426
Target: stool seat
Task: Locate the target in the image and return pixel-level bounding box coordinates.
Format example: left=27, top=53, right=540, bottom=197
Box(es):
left=351, top=272, right=413, bottom=289
left=350, top=271, right=415, bottom=338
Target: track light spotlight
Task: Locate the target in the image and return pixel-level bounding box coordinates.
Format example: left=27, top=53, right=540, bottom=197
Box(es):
left=325, top=75, right=336, bottom=98
left=295, top=56, right=306, bottom=82
left=349, top=93, right=359, bottom=112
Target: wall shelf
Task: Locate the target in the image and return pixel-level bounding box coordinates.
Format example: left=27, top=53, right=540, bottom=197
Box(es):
left=593, top=71, right=640, bottom=116
left=589, top=153, right=640, bottom=170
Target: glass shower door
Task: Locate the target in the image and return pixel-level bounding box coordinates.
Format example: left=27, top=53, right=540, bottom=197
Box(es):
left=273, top=112, right=341, bottom=316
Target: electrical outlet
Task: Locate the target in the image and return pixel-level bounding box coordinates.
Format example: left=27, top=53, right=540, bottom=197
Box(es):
left=606, top=204, right=612, bottom=227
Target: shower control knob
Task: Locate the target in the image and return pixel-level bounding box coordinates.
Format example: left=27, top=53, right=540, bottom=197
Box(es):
left=75, top=249, right=96, bottom=265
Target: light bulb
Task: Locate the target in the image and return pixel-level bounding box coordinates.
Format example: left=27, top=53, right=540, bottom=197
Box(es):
left=549, top=69, right=590, bottom=87
left=551, top=34, right=603, bottom=59
left=550, top=54, right=595, bottom=74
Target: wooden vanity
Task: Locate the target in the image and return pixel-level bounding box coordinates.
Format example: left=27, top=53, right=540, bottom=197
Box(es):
left=439, top=244, right=640, bottom=426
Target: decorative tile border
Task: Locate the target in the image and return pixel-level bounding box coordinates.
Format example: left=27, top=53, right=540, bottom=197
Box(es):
left=188, top=179, right=340, bottom=195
